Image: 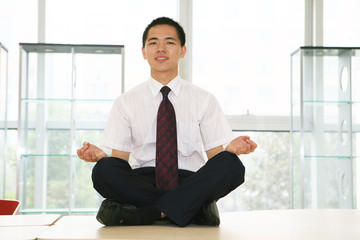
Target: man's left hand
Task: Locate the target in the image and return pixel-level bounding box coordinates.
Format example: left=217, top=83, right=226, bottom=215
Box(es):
left=225, top=136, right=257, bottom=155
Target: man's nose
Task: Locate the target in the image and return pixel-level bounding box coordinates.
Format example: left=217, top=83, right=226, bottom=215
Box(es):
left=157, top=42, right=166, bottom=52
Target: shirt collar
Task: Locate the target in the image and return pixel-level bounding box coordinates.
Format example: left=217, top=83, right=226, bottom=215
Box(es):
left=148, top=75, right=182, bottom=97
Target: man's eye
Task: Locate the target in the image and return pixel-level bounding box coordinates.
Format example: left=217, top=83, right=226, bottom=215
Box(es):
left=167, top=42, right=175, bottom=45
left=149, top=42, right=157, bottom=45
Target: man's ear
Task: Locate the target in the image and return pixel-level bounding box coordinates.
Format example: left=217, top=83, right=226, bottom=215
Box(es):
left=180, top=45, right=187, bottom=58
left=142, top=47, right=147, bottom=59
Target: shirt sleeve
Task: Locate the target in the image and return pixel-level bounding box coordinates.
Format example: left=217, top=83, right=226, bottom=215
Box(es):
left=200, top=94, right=234, bottom=151
left=100, top=97, right=132, bottom=152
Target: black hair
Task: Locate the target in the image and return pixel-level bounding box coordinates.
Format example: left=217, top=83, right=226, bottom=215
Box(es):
left=142, top=17, right=186, bottom=47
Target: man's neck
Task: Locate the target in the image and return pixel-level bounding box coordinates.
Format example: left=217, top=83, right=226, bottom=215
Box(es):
left=151, top=71, right=178, bottom=85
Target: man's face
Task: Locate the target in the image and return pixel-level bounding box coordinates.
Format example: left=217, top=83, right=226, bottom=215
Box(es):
left=142, top=24, right=186, bottom=78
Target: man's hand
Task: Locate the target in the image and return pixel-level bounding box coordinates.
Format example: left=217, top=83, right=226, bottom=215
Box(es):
left=225, top=136, right=257, bottom=155
left=77, top=142, right=107, bottom=162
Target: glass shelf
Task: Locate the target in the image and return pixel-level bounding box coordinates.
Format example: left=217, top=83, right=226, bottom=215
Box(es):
left=292, top=100, right=353, bottom=107
left=290, top=46, right=359, bottom=209
left=20, top=154, right=78, bottom=157
left=303, top=100, right=352, bottom=104
left=304, top=155, right=356, bottom=159
left=18, top=43, right=124, bottom=213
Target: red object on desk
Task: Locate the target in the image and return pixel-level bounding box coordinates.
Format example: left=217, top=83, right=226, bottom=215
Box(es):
left=0, top=199, right=21, bottom=215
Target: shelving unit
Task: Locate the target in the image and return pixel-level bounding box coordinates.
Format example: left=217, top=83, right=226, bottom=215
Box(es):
left=0, top=43, right=8, bottom=199
left=17, top=43, right=125, bottom=213
left=291, top=47, right=360, bottom=209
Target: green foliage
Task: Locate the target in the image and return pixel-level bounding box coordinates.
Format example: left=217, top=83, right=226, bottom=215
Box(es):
left=218, top=132, right=292, bottom=212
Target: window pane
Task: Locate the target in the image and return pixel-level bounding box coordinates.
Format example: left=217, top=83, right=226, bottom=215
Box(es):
left=5, top=130, right=18, bottom=199
left=46, top=0, right=178, bottom=91
left=324, top=0, right=360, bottom=46
left=193, top=0, right=303, bottom=116
left=218, top=131, right=291, bottom=212
left=0, top=0, right=37, bottom=200
left=0, top=0, right=37, bottom=121
left=0, top=46, right=7, bottom=198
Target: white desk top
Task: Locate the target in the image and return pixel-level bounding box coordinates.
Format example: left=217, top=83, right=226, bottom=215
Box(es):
left=0, top=214, right=60, bottom=240
left=35, top=209, right=360, bottom=240
left=0, top=226, right=50, bottom=240
left=0, top=214, right=61, bottom=227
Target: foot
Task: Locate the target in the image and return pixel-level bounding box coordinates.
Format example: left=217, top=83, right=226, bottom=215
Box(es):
left=193, top=200, right=220, bottom=226
left=96, top=199, right=158, bottom=226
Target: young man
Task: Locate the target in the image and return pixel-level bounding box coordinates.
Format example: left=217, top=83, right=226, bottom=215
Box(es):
left=77, top=17, right=257, bottom=227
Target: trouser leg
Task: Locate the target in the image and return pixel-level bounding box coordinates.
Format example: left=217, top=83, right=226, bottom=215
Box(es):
left=154, top=151, right=245, bottom=227
left=92, top=157, right=164, bottom=206
left=92, top=157, right=193, bottom=206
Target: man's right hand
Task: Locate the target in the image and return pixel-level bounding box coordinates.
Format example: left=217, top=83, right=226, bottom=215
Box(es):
left=77, top=142, right=108, bottom=162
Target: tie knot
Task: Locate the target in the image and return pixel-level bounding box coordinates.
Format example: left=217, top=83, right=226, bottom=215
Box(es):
left=160, top=86, right=171, bottom=98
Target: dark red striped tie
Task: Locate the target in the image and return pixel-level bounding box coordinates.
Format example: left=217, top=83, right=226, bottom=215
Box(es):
left=155, top=86, right=179, bottom=191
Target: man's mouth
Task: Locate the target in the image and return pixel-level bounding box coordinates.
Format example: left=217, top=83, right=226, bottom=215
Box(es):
left=155, top=57, right=168, bottom=60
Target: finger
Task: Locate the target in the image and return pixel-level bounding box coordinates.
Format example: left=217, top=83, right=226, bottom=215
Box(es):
left=77, top=149, right=83, bottom=159
left=83, top=142, right=91, bottom=152
left=241, top=136, right=250, bottom=140
left=245, top=139, right=255, bottom=150
left=80, top=147, right=86, bottom=154
left=251, top=142, right=258, bottom=151
left=243, top=144, right=252, bottom=154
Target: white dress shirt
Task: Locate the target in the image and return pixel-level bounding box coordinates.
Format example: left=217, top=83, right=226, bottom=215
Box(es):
left=101, top=75, right=234, bottom=172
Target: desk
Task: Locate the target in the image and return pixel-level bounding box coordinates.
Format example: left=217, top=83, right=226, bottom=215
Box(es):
left=0, top=214, right=61, bottom=240
left=36, top=209, right=360, bottom=240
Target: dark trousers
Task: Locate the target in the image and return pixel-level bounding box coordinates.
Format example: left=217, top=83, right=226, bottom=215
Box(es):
left=92, top=151, right=245, bottom=227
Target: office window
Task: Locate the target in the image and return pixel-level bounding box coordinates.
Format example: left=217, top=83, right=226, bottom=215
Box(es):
left=193, top=0, right=303, bottom=116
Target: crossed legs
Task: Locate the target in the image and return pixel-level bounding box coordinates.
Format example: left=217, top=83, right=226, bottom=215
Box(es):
left=92, top=151, right=245, bottom=227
